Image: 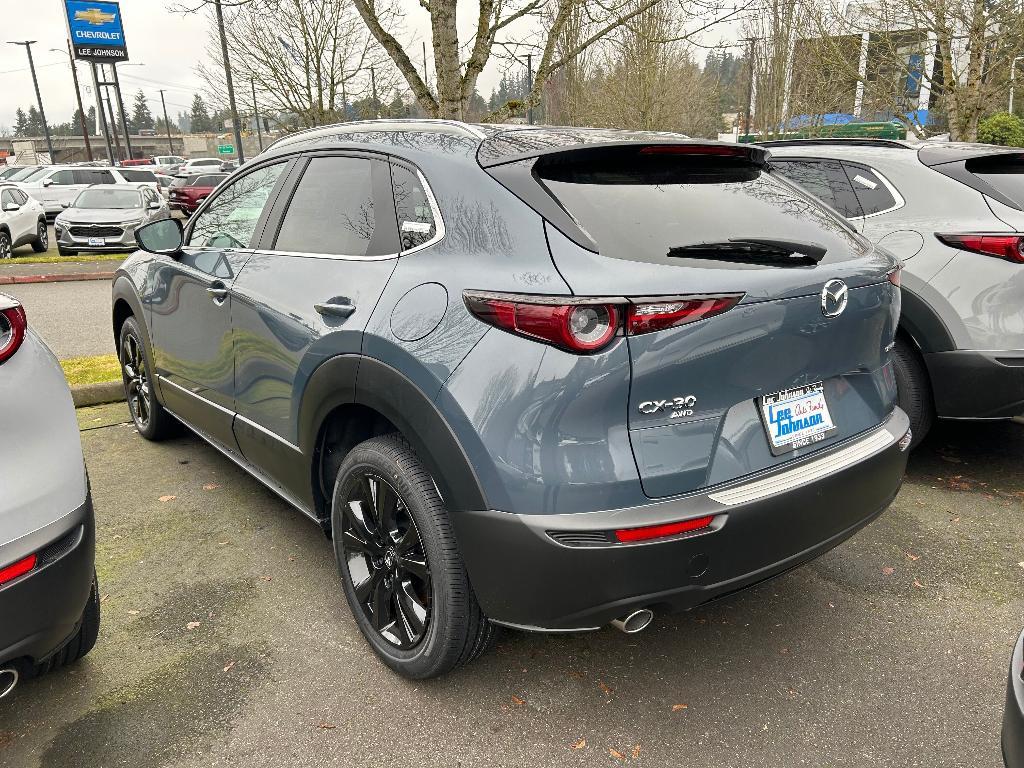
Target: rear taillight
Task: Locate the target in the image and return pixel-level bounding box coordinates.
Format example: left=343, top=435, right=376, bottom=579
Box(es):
left=936, top=233, right=1024, bottom=263
left=0, top=554, right=36, bottom=587
left=614, top=515, right=716, bottom=543
left=0, top=302, right=27, bottom=364
left=464, top=292, right=741, bottom=353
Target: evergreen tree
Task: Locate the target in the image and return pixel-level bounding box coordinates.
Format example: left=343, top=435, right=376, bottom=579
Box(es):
left=154, top=116, right=179, bottom=135
left=130, top=89, right=155, bottom=132
left=176, top=111, right=191, bottom=133
left=25, top=106, right=44, bottom=136
left=13, top=108, right=28, bottom=137
left=189, top=94, right=212, bottom=133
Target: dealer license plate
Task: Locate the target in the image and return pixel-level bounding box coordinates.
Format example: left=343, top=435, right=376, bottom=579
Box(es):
left=88, top=237, right=105, bottom=247
left=759, top=382, right=836, bottom=455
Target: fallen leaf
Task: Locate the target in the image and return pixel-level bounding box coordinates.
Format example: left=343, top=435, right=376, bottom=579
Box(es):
left=827, top=602, right=835, bottom=609
left=127, top=610, right=140, bottom=616
left=1017, top=562, right=1024, bottom=569
left=261, top=576, right=273, bottom=582
left=905, top=552, right=920, bottom=561
left=511, top=695, right=525, bottom=706
left=158, top=495, right=176, bottom=502
left=671, top=703, right=688, bottom=712
left=881, top=566, right=895, bottom=576
left=631, top=745, right=641, bottom=760
left=950, top=516, right=960, bottom=523
left=598, top=680, right=614, bottom=695
left=317, top=722, right=336, bottom=730
left=609, top=748, right=626, bottom=761
left=99, top=593, right=109, bottom=603
left=913, top=579, right=924, bottom=589
left=570, top=738, right=586, bottom=750
left=218, top=541, right=230, bottom=546
left=186, top=621, right=201, bottom=630
left=223, top=660, right=236, bottom=673
left=202, top=483, right=220, bottom=491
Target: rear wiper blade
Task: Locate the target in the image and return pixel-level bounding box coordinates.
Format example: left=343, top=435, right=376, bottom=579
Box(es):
left=667, top=238, right=827, bottom=266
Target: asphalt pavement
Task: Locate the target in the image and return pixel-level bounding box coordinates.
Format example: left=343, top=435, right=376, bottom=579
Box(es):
left=3, top=280, right=113, bottom=359
left=0, top=406, right=1020, bottom=767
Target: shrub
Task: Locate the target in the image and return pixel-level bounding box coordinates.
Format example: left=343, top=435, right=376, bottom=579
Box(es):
left=978, top=112, right=1024, bottom=147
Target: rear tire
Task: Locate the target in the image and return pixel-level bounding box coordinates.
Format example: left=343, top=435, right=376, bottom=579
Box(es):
left=893, top=335, right=933, bottom=449
left=29, top=572, right=101, bottom=678
left=331, top=434, right=493, bottom=679
left=30, top=220, right=48, bottom=253
left=0, top=230, right=11, bottom=259
left=119, top=316, right=175, bottom=440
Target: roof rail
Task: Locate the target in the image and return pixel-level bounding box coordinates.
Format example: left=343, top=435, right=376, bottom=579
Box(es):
left=755, top=138, right=913, bottom=150
left=267, top=119, right=486, bottom=151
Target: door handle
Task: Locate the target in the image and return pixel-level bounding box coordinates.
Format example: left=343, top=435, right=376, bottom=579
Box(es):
left=315, top=302, right=356, bottom=318
left=207, top=284, right=229, bottom=302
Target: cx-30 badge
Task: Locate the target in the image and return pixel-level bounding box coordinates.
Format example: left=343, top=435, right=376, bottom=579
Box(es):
left=638, top=395, right=697, bottom=419
left=821, top=279, right=848, bottom=318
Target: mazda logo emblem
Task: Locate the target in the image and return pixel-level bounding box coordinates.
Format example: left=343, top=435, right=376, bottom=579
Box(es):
left=821, top=279, right=848, bottom=318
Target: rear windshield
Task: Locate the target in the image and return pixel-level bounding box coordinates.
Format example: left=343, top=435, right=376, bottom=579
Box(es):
left=536, top=149, right=865, bottom=266
left=7, top=167, right=40, bottom=182
left=967, top=156, right=1024, bottom=208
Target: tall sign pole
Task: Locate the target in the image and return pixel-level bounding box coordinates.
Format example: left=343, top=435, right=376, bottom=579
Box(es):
left=110, top=63, right=134, bottom=159
left=159, top=89, right=174, bottom=154
left=90, top=63, right=114, bottom=163
left=7, top=41, right=55, bottom=161
left=65, top=40, right=94, bottom=161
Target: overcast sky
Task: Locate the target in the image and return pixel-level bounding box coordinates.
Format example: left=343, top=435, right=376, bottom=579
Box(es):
left=0, top=0, right=741, bottom=133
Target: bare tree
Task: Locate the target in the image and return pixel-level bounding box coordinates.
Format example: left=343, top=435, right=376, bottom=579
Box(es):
left=352, top=0, right=746, bottom=121
left=196, top=0, right=400, bottom=128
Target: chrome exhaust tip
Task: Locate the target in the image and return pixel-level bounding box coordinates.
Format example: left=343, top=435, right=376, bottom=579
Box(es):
left=0, top=668, right=18, bottom=699
left=610, top=609, right=654, bottom=634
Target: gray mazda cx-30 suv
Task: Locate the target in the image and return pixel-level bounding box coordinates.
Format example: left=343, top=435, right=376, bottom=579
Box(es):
left=113, top=120, right=910, bottom=678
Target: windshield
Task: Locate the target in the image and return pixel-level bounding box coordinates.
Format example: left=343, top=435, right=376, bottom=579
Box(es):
left=73, top=188, right=142, bottom=209
left=18, top=167, right=51, bottom=182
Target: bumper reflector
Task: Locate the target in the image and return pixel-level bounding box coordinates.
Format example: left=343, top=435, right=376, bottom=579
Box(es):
left=614, top=515, right=715, bottom=543
left=0, top=554, right=36, bottom=587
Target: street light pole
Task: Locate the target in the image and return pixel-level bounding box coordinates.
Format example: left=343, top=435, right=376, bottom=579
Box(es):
left=251, top=81, right=263, bottom=152
left=214, top=0, right=245, bottom=163
left=53, top=43, right=94, bottom=161
left=110, top=63, right=134, bottom=160
left=526, top=54, right=534, bottom=125
left=1011, top=57, right=1024, bottom=115
left=158, top=90, right=174, bottom=155
left=8, top=41, right=54, bottom=161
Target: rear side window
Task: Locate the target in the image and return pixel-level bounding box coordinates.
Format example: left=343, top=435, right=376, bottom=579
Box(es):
left=75, top=169, right=115, bottom=185
left=537, top=148, right=865, bottom=266
left=274, top=156, right=392, bottom=256
left=843, top=164, right=899, bottom=215
left=196, top=175, right=225, bottom=187
left=967, top=156, right=1024, bottom=209
left=1, top=189, right=15, bottom=207
left=391, top=165, right=436, bottom=250
left=50, top=170, right=75, bottom=185
left=770, top=159, right=863, bottom=218
left=121, top=170, right=156, bottom=182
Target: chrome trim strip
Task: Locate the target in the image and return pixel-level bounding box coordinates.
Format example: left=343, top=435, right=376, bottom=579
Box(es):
left=707, top=428, right=894, bottom=506
left=157, top=375, right=234, bottom=416
left=234, top=413, right=302, bottom=454
left=250, top=249, right=400, bottom=262
left=490, top=619, right=602, bottom=634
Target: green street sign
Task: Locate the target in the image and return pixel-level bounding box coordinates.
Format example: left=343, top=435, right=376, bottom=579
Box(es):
left=217, top=144, right=234, bottom=154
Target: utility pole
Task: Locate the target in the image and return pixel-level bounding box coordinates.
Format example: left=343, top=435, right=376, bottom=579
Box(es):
left=110, top=63, right=134, bottom=160
left=105, top=95, right=123, bottom=162
left=214, top=0, right=245, bottom=163
left=370, top=66, right=380, bottom=118
left=7, top=41, right=54, bottom=161
left=90, top=63, right=114, bottom=163
left=251, top=81, right=263, bottom=152
left=158, top=89, right=174, bottom=155
left=525, top=54, right=534, bottom=125
left=55, top=42, right=93, bottom=161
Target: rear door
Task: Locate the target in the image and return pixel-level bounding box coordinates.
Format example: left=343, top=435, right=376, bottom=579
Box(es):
left=149, top=160, right=290, bottom=451
left=531, top=145, right=899, bottom=496
left=230, top=152, right=399, bottom=499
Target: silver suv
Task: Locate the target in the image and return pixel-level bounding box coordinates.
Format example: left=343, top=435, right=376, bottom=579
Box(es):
left=764, top=139, right=1024, bottom=445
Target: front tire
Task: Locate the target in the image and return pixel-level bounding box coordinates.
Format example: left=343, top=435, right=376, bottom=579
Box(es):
left=893, top=335, right=933, bottom=449
left=30, top=220, right=48, bottom=253
left=119, top=316, right=175, bottom=440
left=331, top=435, right=493, bottom=679
left=0, top=230, right=11, bottom=259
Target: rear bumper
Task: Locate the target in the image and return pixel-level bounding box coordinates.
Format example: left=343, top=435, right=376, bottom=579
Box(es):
left=926, top=350, right=1024, bottom=419
left=0, top=494, right=95, bottom=667
left=452, top=409, right=910, bottom=631
left=1004, top=630, right=1024, bottom=768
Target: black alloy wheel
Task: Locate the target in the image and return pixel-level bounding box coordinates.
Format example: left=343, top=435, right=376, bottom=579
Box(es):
left=31, top=221, right=48, bottom=253
left=121, top=329, right=151, bottom=431
left=338, top=471, right=431, bottom=650
left=0, top=231, right=11, bottom=259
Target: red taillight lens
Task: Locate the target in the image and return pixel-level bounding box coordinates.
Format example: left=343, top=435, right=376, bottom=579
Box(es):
left=638, top=145, right=747, bottom=157
left=937, top=233, right=1024, bottom=263
left=0, top=554, right=36, bottom=587
left=0, top=303, right=27, bottom=364
left=464, top=293, right=619, bottom=353
left=887, top=267, right=902, bottom=286
left=614, top=515, right=716, bottom=543
left=626, top=296, right=741, bottom=335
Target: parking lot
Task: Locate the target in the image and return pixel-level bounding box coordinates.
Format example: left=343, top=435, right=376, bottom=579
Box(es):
left=0, top=403, right=1020, bottom=767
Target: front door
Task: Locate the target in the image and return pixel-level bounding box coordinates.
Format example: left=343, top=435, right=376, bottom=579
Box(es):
left=148, top=161, right=290, bottom=451
left=230, top=153, right=401, bottom=501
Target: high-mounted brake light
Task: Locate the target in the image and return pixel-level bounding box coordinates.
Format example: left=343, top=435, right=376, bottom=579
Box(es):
left=614, top=515, right=716, bottom=543
left=0, top=554, right=36, bottom=587
left=0, top=302, right=27, bottom=364
left=464, top=292, right=742, bottom=353
left=936, top=233, right=1024, bottom=264
left=639, top=145, right=746, bottom=157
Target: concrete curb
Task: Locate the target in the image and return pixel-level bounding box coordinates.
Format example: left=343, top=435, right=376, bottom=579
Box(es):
left=72, top=381, right=125, bottom=408
left=0, top=272, right=116, bottom=285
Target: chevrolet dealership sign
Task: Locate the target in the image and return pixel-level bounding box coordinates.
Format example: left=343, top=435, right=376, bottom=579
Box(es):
left=65, top=0, right=129, bottom=61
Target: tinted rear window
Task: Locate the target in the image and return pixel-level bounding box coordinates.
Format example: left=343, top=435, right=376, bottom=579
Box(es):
left=537, top=149, right=864, bottom=266
left=121, top=170, right=157, bottom=182
left=967, top=156, right=1024, bottom=208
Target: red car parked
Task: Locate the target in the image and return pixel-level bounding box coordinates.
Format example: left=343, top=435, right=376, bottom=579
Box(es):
left=167, top=173, right=228, bottom=215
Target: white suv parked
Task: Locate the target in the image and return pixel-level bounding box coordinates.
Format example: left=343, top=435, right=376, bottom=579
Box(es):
left=14, top=166, right=155, bottom=217
left=0, top=186, right=47, bottom=258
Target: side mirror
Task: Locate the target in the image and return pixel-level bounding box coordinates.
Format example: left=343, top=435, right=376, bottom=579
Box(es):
left=3, top=202, right=19, bottom=212
left=61, top=201, right=71, bottom=209
left=136, top=217, right=184, bottom=255
left=41, top=178, right=53, bottom=188
left=148, top=201, right=162, bottom=210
